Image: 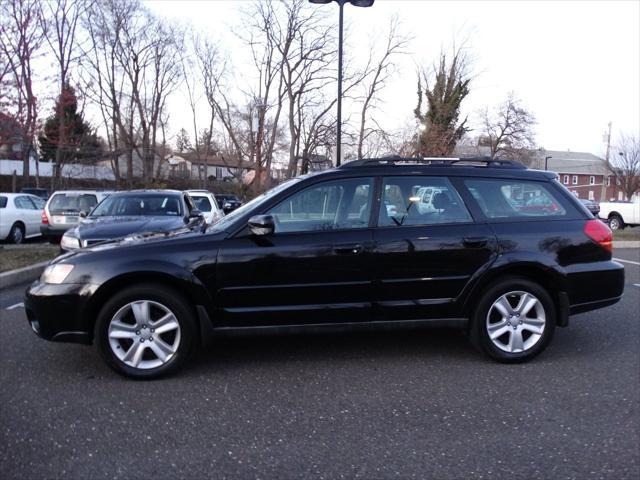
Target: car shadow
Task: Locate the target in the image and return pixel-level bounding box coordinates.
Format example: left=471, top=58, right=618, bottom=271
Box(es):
left=188, top=327, right=482, bottom=375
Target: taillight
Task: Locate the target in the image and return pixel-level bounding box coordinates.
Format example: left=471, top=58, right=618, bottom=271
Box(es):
left=584, top=219, right=612, bottom=252
left=41, top=211, right=49, bottom=224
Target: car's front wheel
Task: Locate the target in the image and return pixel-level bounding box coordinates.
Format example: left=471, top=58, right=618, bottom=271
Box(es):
left=95, top=285, right=197, bottom=379
left=470, top=277, right=556, bottom=363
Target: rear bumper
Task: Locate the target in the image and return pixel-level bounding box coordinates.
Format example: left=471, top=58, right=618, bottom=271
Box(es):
left=24, top=281, right=98, bottom=344
left=40, top=224, right=72, bottom=240
left=565, top=260, right=625, bottom=313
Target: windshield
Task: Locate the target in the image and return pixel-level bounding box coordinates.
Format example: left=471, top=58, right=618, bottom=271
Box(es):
left=90, top=194, right=183, bottom=217
left=191, top=196, right=212, bottom=212
left=208, top=178, right=303, bottom=232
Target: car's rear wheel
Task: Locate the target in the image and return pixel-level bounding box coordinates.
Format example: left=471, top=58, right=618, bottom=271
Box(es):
left=8, top=223, right=24, bottom=244
left=95, top=285, right=196, bottom=379
left=470, top=277, right=556, bottom=363
left=608, top=214, right=624, bottom=230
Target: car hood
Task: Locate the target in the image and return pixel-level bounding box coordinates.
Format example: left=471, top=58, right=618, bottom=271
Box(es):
left=75, top=216, right=185, bottom=239
left=54, top=226, right=227, bottom=265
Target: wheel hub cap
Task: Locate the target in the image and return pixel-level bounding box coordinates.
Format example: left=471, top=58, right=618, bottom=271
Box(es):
left=486, top=291, right=546, bottom=353
left=108, top=300, right=181, bottom=370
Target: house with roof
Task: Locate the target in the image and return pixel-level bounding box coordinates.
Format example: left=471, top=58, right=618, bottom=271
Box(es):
left=530, top=150, right=628, bottom=202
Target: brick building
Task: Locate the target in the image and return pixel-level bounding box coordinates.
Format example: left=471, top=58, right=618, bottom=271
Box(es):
left=530, top=150, right=629, bottom=202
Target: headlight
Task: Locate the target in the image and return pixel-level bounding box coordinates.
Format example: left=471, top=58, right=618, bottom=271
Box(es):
left=60, top=232, right=81, bottom=250
left=41, top=264, right=74, bottom=284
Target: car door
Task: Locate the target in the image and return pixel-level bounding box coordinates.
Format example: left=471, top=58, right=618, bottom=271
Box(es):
left=370, top=175, right=497, bottom=322
left=26, top=195, right=45, bottom=236
left=14, top=195, right=38, bottom=237
left=215, top=177, right=375, bottom=327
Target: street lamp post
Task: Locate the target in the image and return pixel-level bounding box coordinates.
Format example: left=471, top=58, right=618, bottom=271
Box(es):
left=544, top=155, right=552, bottom=171
left=417, top=123, right=426, bottom=156
left=308, top=0, right=375, bottom=166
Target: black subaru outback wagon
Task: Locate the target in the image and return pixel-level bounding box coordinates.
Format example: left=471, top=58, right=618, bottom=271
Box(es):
left=25, top=157, right=624, bottom=378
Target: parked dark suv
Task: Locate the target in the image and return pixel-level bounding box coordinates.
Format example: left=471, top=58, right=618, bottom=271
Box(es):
left=25, top=157, right=624, bottom=378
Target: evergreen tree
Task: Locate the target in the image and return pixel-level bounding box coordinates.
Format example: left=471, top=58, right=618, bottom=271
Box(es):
left=414, top=49, right=471, bottom=157
left=38, top=84, right=102, bottom=165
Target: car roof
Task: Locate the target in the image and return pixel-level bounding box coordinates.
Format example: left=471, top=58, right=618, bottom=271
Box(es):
left=0, top=192, right=42, bottom=198
left=108, top=189, right=182, bottom=195
left=50, top=190, right=113, bottom=195
left=186, top=190, right=212, bottom=195
left=305, top=156, right=557, bottom=182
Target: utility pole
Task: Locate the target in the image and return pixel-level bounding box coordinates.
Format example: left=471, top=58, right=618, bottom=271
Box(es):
left=604, top=121, right=612, bottom=165
left=603, top=121, right=612, bottom=202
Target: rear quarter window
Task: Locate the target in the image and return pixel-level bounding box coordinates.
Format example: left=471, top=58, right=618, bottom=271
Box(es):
left=463, top=179, right=577, bottom=220
left=0, top=196, right=6, bottom=208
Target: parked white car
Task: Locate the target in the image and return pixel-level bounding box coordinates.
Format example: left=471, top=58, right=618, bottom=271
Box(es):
left=0, top=193, right=46, bottom=244
left=185, top=190, right=224, bottom=225
left=599, top=198, right=640, bottom=230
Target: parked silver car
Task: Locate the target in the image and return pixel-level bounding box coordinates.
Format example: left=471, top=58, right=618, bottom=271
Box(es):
left=41, top=190, right=112, bottom=243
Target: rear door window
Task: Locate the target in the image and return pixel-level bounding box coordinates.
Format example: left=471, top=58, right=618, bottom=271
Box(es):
left=379, top=176, right=472, bottom=227
left=464, top=179, right=568, bottom=219
left=14, top=196, right=36, bottom=210
left=0, top=196, right=7, bottom=208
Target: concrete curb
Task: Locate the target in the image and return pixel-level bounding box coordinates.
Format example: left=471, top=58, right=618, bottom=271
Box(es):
left=613, top=241, right=640, bottom=249
left=0, top=261, right=49, bottom=290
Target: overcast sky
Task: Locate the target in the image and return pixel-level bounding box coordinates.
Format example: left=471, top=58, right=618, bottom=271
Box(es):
left=145, top=0, right=640, bottom=157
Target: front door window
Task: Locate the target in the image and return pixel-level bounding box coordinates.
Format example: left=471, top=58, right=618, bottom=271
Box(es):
left=268, top=177, right=374, bottom=233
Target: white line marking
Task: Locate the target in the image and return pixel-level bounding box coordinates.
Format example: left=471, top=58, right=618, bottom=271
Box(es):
left=634, top=284, right=640, bottom=288
left=6, top=302, right=24, bottom=310
left=613, top=258, right=640, bottom=266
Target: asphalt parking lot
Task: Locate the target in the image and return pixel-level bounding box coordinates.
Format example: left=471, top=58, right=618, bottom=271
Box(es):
left=1, top=249, right=638, bottom=479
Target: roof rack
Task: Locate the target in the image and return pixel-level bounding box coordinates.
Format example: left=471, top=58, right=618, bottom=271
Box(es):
left=340, top=155, right=526, bottom=169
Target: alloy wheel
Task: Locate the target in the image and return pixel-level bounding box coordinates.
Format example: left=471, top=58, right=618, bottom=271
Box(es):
left=485, top=291, right=546, bottom=353
left=108, top=300, right=181, bottom=369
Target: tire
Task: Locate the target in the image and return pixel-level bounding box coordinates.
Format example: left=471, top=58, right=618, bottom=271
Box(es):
left=95, top=284, right=197, bottom=379
left=469, top=277, right=556, bottom=363
left=8, top=223, right=25, bottom=244
left=608, top=214, right=624, bottom=231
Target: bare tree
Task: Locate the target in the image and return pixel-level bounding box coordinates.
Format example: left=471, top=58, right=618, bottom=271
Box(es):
left=118, top=11, right=184, bottom=182
left=479, top=92, right=536, bottom=161
left=181, top=34, right=224, bottom=188
left=609, top=134, right=640, bottom=201
left=355, top=17, right=410, bottom=160
left=41, top=0, right=84, bottom=186
left=415, top=44, right=472, bottom=156
left=0, top=0, right=44, bottom=181
left=82, top=0, right=138, bottom=185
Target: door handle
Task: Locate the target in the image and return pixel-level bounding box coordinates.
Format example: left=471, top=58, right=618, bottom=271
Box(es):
left=334, top=244, right=363, bottom=255
left=463, top=236, right=488, bottom=248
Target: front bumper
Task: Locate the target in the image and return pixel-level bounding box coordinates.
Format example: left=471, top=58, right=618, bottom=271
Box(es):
left=25, top=281, right=98, bottom=344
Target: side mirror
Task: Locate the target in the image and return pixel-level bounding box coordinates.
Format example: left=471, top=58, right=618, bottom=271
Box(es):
left=223, top=202, right=233, bottom=213
left=186, top=209, right=204, bottom=224
left=79, top=211, right=87, bottom=218
left=248, top=215, right=275, bottom=236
